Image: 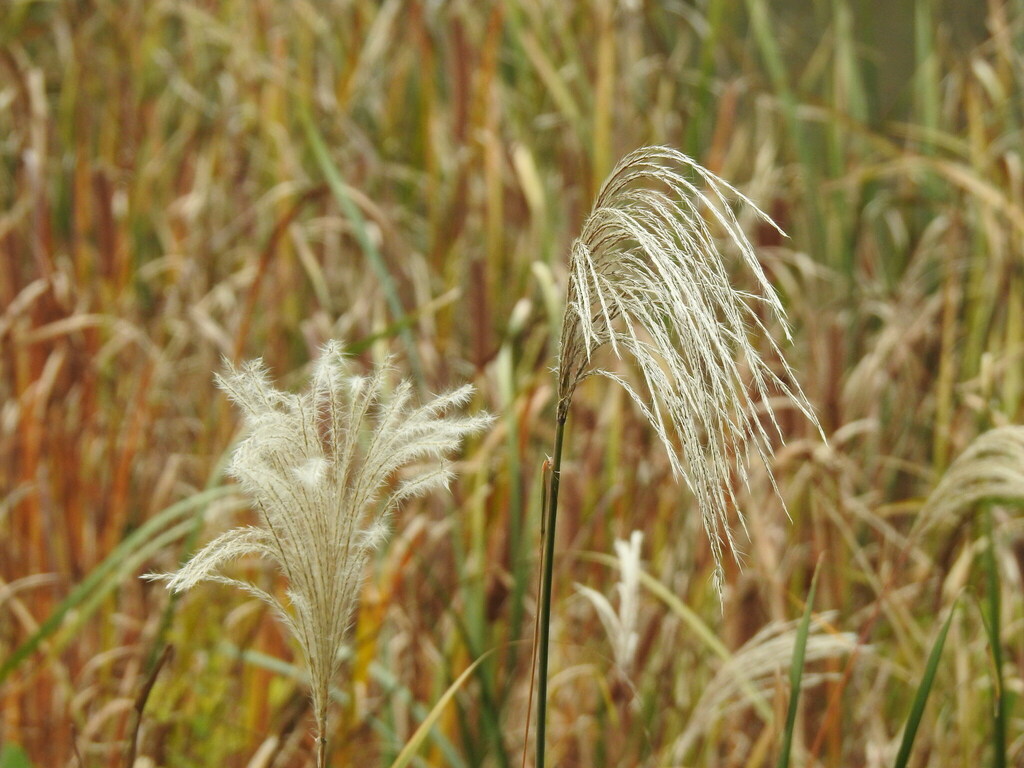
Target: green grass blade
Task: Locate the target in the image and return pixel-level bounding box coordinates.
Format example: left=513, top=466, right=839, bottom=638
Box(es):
left=982, top=507, right=1007, bottom=768
left=894, top=598, right=958, bottom=768
left=139, top=448, right=230, bottom=673
left=0, top=744, right=33, bottom=768
left=744, top=0, right=827, bottom=261
left=914, top=0, right=940, bottom=145
left=776, top=563, right=821, bottom=768
left=297, top=102, right=423, bottom=384
left=345, top=289, right=461, bottom=355
left=0, top=486, right=234, bottom=685
left=388, top=647, right=499, bottom=768
left=685, top=0, right=725, bottom=156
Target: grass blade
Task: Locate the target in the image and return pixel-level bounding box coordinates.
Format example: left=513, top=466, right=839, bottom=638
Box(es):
left=894, top=598, right=958, bottom=768
left=743, top=0, right=827, bottom=261
left=297, top=102, right=423, bottom=384
left=0, top=744, right=33, bottom=768
left=776, top=562, right=821, bottom=768
left=982, top=507, right=1007, bottom=768
left=0, top=486, right=234, bottom=685
left=388, top=647, right=499, bottom=768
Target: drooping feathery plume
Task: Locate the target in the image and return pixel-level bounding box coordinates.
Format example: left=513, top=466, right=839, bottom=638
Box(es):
left=148, top=341, right=492, bottom=762
left=917, top=425, right=1024, bottom=532
left=556, top=145, right=821, bottom=592
left=670, top=617, right=857, bottom=762
left=534, top=146, right=822, bottom=768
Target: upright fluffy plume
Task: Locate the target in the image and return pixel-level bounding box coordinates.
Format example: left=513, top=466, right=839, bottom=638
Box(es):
left=556, top=146, right=820, bottom=593
left=575, top=530, right=645, bottom=675
left=149, top=341, right=492, bottom=756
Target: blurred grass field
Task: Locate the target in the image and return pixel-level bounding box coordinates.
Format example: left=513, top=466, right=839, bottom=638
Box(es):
left=1, top=0, right=1022, bottom=766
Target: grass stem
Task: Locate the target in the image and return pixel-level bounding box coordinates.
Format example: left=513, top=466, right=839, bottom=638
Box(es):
left=317, top=732, right=327, bottom=768
left=983, top=506, right=1006, bottom=768
left=536, top=416, right=566, bottom=768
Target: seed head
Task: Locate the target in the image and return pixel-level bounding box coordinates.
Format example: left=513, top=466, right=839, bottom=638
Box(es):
left=148, top=341, right=492, bottom=740
left=918, top=425, right=1024, bottom=532
left=557, top=146, right=821, bottom=594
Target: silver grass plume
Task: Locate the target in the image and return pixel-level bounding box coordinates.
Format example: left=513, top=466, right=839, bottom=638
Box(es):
left=148, top=341, right=492, bottom=750
left=556, top=146, right=821, bottom=593
left=917, top=425, right=1024, bottom=532
left=670, top=617, right=857, bottom=762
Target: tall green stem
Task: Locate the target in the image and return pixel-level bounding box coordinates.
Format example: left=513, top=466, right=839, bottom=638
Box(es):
left=536, top=416, right=567, bottom=768
left=984, top=505, right=1006, bottom=768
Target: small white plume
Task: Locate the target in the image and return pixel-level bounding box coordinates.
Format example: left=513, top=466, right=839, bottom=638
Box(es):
left=576, top=530, right=645, bottom=675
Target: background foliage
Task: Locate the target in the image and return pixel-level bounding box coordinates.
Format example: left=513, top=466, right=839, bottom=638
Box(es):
left=1, top=0, right=1021, bottom=765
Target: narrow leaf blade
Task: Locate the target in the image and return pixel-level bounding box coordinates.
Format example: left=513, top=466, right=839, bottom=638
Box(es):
left=388, top=648, right=499, bottom=768
left=894, top=598, right=958, bottom=768
left=776, top=562, right=821, bottom=768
